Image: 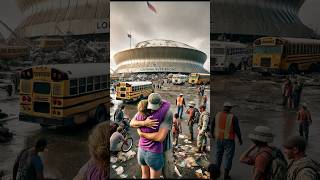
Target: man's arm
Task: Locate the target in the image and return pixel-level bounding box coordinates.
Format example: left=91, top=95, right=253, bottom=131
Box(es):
left=137, top=128, right=169, bottom=142
left=239, top=144, right=256, bottom=164
left=130, top=114, right=159, bottom=129
left=13, top=153, right=21, bottom=180
left=234, top=116, right=243, bottom=144
left=137, top=111, right=173, bottom=142
left=200, top=114, right=209, bottom=132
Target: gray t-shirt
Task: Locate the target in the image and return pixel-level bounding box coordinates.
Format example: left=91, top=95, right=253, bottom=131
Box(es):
left=160, top=110, right=173, bottom=151
left=110, top=132, right=124, bottom=151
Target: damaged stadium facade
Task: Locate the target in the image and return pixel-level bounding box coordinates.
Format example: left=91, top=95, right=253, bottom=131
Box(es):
left=211, top=0, right=315, bottom=42
left=114, top=39, right=208, bottom=74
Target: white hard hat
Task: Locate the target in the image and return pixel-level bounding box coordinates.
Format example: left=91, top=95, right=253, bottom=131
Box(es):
left=223, top=102, right=232, bottom=107
left=249, top=126, right=274, bottom=143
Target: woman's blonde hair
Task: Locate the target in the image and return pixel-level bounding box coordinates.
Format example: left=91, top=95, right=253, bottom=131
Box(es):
left=137, top=99, right=149, bottom=115
left=88, top=121, right=109, bottom=175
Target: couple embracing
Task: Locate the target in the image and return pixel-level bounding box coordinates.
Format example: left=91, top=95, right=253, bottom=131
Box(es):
left=130, top=93, right=175, bottom=179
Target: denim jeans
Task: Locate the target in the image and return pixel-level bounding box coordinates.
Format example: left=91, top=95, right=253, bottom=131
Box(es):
left=177, top=105, right=184, bottom=119
left=299, top=122, right=310, bottom=141
left=215, top=139, right=235, bottom=171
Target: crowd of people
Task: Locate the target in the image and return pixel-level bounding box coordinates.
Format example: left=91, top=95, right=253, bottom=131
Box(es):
left=207, top=76, right=319, bottom=180
left=109, top=82, right=210, bottom=179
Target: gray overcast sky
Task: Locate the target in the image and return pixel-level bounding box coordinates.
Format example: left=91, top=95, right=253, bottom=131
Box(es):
left=110, top=1, right=210, bottom=71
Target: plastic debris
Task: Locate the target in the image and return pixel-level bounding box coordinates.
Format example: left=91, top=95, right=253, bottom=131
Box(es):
left=195, top=169, right=202, bottom=174
left=117, top=153, right=127, bottom=162
left=110, top=156, right=117, bottom=163
left=174, top=166, right=182, bottom=177
left=179, top=134, right=187, bottom=139
left=120, top=174, right=128, bottom=178
left=178, top=160, right=186, bottom=168
left=185, top=157, right=198, bottom=167
left=115, top=166, right=124, bottom=175
left=124, top=150, right=136, bottom=160
left=112, top=165, right=117, bottom=169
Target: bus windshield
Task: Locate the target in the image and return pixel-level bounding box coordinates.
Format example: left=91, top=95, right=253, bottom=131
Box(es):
left=33, top=82, right=50, bottom=94
left=254, top=46, right=282, bottom=54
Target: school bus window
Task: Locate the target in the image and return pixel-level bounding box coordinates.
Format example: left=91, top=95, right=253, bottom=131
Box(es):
left=87, top=77, right=93, bottom=92
left=101, top=75, right=107, bottom=89
left=70, top=79, right=78, bottom=95
left=94, top=76, right=100, bottom=90
left=33, top=82, right=50, bottom=94
left=79, top=78, right=86, bottom=94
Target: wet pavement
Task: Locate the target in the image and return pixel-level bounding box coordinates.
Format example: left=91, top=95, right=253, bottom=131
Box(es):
left=0, top=91, right=91, bottom=180
left=110, top=83, right=211, bottom=179
left=210, top=71, right=320, bottom=179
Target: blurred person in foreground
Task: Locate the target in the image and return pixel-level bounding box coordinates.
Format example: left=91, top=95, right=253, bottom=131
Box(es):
left=74, top=122, right=108, bottom=180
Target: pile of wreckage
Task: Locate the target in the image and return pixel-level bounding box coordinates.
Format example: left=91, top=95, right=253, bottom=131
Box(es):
left=110, top=134, right=210, bottom=179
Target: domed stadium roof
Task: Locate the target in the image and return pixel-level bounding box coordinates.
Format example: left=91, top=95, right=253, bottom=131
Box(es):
left=135, top=39, right=197, bottom=50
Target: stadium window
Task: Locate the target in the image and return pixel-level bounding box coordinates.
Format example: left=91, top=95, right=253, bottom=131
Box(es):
left=87, top=77, right=93, bottom=92
left=70, top=79, right=78, bottom=95
left=79, top=78, right=86, bottom=94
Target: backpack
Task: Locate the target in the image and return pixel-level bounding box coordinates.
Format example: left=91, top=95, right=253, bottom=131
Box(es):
left=192, top=108, right=200, bottom=124
left=292, top=159, right=320, bottom=180
left=262, top=147, right=288, bottom=180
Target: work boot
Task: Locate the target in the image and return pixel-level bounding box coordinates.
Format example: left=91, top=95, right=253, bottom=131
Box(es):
left=224, top=169, right=230, bottom=179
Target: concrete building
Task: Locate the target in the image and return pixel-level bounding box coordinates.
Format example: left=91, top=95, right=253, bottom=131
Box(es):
left=114, top=39, right=208, bottom=74
left=211, top=0, right=315, bottom=42
left=13, top=0, right=110, bottom=62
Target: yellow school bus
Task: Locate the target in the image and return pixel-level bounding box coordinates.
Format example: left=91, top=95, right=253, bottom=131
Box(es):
left=115, top=81, right=154, bottom=102
left=252, top=37, right=320, bottom=74
left=19, top=63, right=108, bottom=127
left=188, top=73, right=210, bottom=85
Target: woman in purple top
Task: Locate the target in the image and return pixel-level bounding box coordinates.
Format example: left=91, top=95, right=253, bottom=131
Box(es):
left=135, top=99, right=170, bottom=179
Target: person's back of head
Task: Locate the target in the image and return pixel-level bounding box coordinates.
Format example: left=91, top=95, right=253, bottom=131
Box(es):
left=283, top=136, right=306, bottom=155
left=137, top=100, right=149, bottom=115
left=121, top=105, right=125, bottom=110
left=174, top=113, right=179, bottom=119
left=35, top=138, right=47, bottom=152
left=89, top=122, right=109, bottom=173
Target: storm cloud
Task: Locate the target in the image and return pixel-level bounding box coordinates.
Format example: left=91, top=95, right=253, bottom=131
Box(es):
left=110, top=1, right=210, bottom=71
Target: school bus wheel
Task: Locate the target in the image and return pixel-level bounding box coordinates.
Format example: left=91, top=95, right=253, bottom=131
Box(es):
left=94, top=105, right=107, bottom=124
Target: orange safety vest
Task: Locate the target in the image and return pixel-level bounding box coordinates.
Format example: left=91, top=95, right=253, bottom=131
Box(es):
left=177, top=97, right=184, bottom=106
left=214, top=112, right=235, bottom=140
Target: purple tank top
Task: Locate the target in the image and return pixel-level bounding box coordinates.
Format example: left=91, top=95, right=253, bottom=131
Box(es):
left=135, top=100, right=170, bottom=153
left=86, top=162, right=106, bottom=180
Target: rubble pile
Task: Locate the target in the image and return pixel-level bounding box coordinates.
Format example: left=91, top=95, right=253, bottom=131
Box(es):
left=173, top=134, right=210, bottom=179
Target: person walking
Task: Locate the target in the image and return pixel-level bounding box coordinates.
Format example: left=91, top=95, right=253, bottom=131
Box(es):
left=202, top=94, right=208, bottom=106
left=284, top=136, right=320, bottom=180
left=292, top=80, right=303, bottom=109
left=282, top=78, right=293, bottom=108
left=13, top=138, right=53, bottom=180
left=176, top=93, right=186, bottom=119
left=196, top=105, right=210, bottom=153
left=240, top=126, right=285, bottom=180
left=212, top=102, right=243, bottom=179
left=172, top=113, right=182, bottom=146
left=297, top=103, right=312, bottom=141
left=186, top=101, right=197, bottom=141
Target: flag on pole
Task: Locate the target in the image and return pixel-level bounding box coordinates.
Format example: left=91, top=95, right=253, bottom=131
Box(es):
left=147, top=1, right=157, bottom=13
left=127, top=33, right=132, bottom=38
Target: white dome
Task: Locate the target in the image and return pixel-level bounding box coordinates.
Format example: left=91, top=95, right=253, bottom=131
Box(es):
left=135, top=39, right=197, bottom=50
